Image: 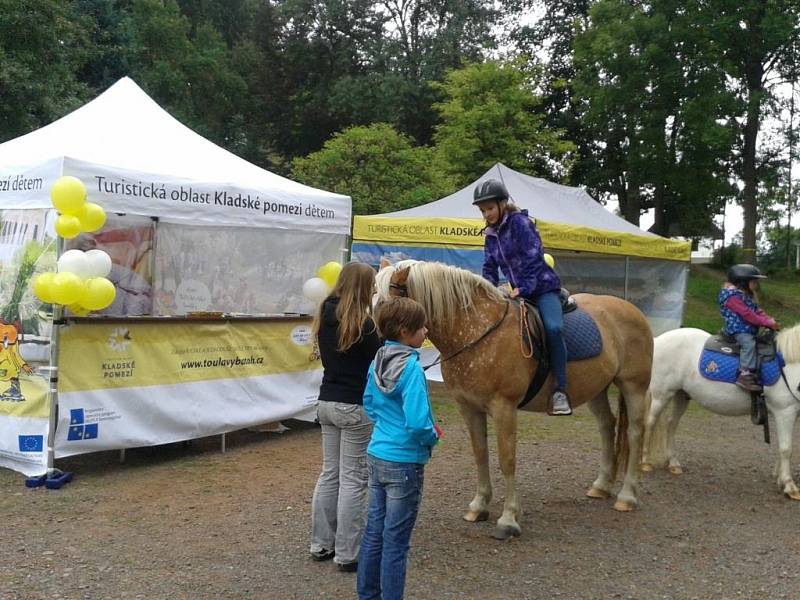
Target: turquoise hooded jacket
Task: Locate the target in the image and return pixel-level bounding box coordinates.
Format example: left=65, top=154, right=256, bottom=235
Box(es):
left=363, top=341, right=438, bottom=465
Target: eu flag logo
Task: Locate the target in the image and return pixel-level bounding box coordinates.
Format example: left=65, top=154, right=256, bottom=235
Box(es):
left=70, top=408, right=85, bottom=425
left=66, top=408, right=99, bottom=442
left=18, top=435, right=44, bottom=452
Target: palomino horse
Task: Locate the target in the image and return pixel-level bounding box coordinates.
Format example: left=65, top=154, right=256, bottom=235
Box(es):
left=377, top=260, right=653, bottom=539
left=642, top=326, right=800, bottom=499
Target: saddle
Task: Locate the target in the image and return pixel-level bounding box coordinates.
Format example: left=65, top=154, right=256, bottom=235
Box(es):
left=517, top=290, right=603, bottom=409
left=704, top=330, right=777, bottom=363
left=699, top=330, right=783, bottom=388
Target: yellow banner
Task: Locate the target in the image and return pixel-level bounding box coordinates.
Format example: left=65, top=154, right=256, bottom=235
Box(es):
left=58, top=319, right=319, bottom=393
left=353, top=216, right=691, bottom=261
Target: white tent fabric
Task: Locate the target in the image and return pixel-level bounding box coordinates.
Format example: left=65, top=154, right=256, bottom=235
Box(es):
left=0, top=77, right=350, bottom=233
left=383, top=163, right=651, bottom=237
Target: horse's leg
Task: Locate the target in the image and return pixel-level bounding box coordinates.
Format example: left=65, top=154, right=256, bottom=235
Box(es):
left=614, top=381, right=649, bottom=511
left=665, top=392, right=690, bottom=475
left=457, top=402, right=492, bottom=522
left=587, top=390, right=614, bottom=499
left=770, top=405, right=800, bottom=500
left=490, top=398, right=521, bottom=539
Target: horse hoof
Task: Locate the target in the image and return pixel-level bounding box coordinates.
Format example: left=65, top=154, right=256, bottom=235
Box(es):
left=586, top=487, right=611, bottom=499
left=491, top=524, right=521, bottom=540
left=463, top=510, right=490, bottom=523
left=668, top=465, right=683, bottom=475
left=613, top=499, right=635, bottom=512
left=784, top=490, right=800, bottom=501
left=640, top=463, right=653, bottom=473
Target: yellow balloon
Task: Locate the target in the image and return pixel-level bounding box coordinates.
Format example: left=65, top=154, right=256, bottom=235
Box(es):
left=82, top=277, right=116, bottom=310
left=67, top=304, right=91, bottom=317
left=33, top=272, right=57, bottom=303
left=55, top=214, right=82, bottom=239
left=77, top=202, right=107, bottom=232
left=317, top=261, right=343, bottom=287
left=51, top=272, right=84, bottom=306
left=50, top=176, right=87, bottom=215
left=544, top=253, right=555, bottom=269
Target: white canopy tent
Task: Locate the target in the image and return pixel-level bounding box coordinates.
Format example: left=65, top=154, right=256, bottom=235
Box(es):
left=0, top=78, right=350, bottom=477
left=0, top=76, right=350, bottom=232
left=354, top=163, right=690, bottom=339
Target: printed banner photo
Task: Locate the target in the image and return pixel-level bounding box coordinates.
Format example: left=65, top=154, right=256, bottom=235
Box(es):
left=55, top=318, right=322, bottom=456
left=0, top=207, right=56, bottom=475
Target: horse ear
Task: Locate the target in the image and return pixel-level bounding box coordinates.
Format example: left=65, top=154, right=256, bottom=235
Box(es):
left=394, top=266, right=411, bottom=284
left=379, top=257, right=391, bottom=269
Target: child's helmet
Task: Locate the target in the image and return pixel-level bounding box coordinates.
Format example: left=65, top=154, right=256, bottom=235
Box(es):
left=473, top=179, right=509, bottom=205
left=727, top=264, right=767, bottom=287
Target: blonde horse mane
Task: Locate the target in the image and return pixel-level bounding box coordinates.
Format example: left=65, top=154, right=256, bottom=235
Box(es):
left=402, top=262, right=506, bottom=330
left=777, top=322, right=800, bottom=363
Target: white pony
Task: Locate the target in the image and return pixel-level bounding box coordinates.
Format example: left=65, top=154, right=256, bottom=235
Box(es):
left=642, top=325, right=800, bottom=499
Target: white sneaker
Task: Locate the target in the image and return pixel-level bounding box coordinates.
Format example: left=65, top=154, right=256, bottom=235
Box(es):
left=550, top=390, right=573, bottom=416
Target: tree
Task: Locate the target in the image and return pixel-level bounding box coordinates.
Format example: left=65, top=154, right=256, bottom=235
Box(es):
left=572, top=0, right=736, bottom=232
left=709, top=0, right=800, bottom=264
left=0, top=0, right=93, bottom=142
left=292, top=123, right=454, bottom=214
left=432, top=60, right=575, bottom=187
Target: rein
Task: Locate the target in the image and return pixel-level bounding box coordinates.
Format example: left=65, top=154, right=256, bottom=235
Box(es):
left=422, top=300, right=510, bottom=371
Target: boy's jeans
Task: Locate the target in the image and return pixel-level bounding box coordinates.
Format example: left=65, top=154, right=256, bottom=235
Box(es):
left=310, top=402, right=372, bottom=565
left=734, top=332, right=758, bottom=371
left=357, top=456, right=424, bottom=600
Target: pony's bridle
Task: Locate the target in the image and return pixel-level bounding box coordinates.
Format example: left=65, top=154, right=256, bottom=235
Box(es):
left=388, top=282, right=408, bottom=297
left=386, top=278, right=510, bottom=370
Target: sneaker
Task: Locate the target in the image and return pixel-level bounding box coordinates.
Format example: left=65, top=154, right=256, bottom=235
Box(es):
left=550, top=390, right=573, bottom=416
left=310, top=548, right=335, bottom=562
left=336, top=561, right=358, bottom=573
left=736, top=372, right=762, bottom=392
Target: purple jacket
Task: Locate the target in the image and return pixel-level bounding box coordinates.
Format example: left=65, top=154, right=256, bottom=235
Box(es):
left=482, top=209, right=561, bottom=299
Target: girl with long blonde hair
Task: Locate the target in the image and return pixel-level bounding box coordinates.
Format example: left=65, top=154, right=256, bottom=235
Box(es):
left=309, top=261, right=380, bottom=572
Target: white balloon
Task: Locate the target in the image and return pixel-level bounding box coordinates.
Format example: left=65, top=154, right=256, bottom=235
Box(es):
left=84, top=249, right=113, bottom=278
left=302, top=277, right=330, bottom=304
left=57, top=249, right=90, bottom=279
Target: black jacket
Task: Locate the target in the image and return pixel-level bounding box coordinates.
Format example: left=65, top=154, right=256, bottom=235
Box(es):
left=317, top=297, right=381, bottom=405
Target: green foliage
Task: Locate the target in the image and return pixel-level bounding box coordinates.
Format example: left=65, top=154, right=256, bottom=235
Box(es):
left=292, top=123, right=454, bottom=214
left=572, top=0, right=737, bottom=230
left=433, top=60, right=575, bottom=186
left=0, top=0, right=93, bottom=141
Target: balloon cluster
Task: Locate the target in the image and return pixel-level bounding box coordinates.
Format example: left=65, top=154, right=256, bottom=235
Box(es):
left=51, top=176, right=107, bottom=239
left=302, top=261, right=343, bottom=304
left=33, top=250, right=116, bottom=314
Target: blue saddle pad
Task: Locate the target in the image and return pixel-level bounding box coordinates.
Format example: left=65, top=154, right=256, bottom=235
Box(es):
left=698, top=349, right=784, bottom=387
left=563, top=308, right=603, bottom=362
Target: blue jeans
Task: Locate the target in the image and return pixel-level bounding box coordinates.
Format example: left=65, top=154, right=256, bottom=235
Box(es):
left=535, top=291, right=568, bottom=390
left=357, top=456, right=424, bottom=600
left=734, top=332, right=758, bottom=371
left=310, top=402, right=372, bottom=565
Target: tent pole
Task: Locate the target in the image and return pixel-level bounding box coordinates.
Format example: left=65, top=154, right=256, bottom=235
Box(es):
left=623, top=257, right=630, bottom=301
left=45, top=235, right=64, bottom=476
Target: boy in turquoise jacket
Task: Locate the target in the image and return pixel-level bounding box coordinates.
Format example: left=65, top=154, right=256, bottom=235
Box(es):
left=357, top=297, right=439, bottom=600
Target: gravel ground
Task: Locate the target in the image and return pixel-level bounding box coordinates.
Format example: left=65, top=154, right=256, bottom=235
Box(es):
left=2, top=384, right=800, bottom=600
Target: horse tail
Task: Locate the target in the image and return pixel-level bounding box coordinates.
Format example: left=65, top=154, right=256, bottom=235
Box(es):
left=643, top=389, right=670, bottom=468
left=612, top=393, right=630, bottom=479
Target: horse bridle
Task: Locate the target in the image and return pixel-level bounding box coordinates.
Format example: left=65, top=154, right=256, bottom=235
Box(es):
left=387, top=281, right=510, bottom=371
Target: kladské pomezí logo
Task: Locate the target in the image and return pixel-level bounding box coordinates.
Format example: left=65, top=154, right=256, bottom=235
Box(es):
left=108, top=327, right=131, bottom=352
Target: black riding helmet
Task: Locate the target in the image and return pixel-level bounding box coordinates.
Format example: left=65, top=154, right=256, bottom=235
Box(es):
left=473, top=179, right=509, bottom=205
left=727, top=264, right=767, bottom=288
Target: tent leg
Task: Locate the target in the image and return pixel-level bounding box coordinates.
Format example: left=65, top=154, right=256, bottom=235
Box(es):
left=221, top=432, right=226, bottom=453
left=119, top=448, right=126, bottom=463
